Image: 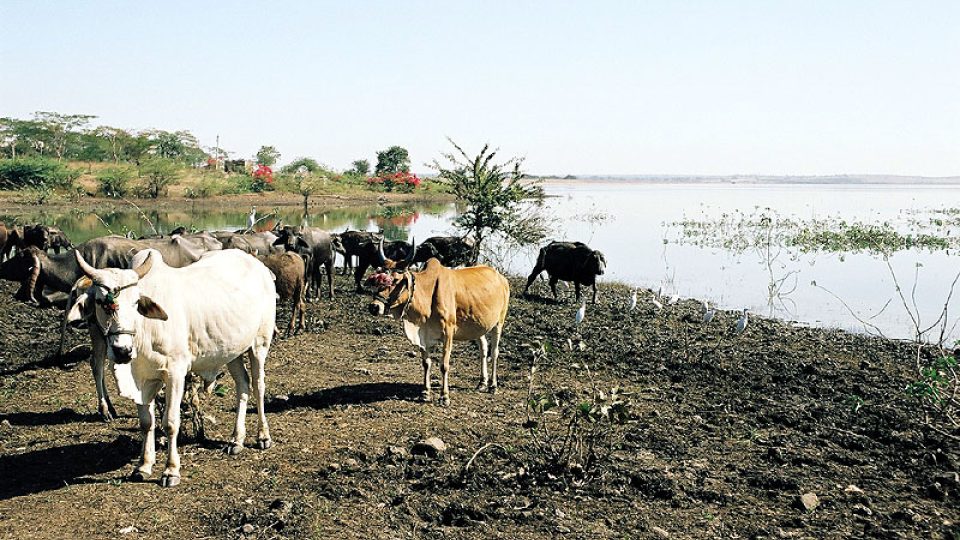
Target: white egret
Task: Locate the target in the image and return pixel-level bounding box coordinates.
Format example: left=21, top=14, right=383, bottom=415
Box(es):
left=734, top=308, right=749, bottom=334
left=702, top=301, right=715, bottom=323
left=668, top=294, right=680, bottom=305
left=628, top=290, right=638, bottom=311
left=650, top=294, right=663, bottom=310
left=575, top=302, right=586, bottom=325
left=247, top=206, right=257, bottom=230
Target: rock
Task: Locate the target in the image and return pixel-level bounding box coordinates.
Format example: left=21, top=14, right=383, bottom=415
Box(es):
left=852, top=503, right=873, bottom=517
left=119, top=525, right=138, bottom=534
left=412, top=437, right=446, bottom=458
left=650, top=526, right=670, bottom=538
left=844, top=484, right=864, bottom=497
left=273, top=394, right=290, bottom=403
left=328, top=462, right=341, bottom=472
left=343, top=458, right=359, bottom=469
left=797, top=492, right=819, bottom=512
left=241, top=523, right=255, bottom=534
left=386, top=445, right=408, bottom=458
left=0, top=419, right=11, bottom=429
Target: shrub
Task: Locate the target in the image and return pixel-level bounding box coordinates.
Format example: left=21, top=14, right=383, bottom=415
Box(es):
left=280, top=157, right=322, bottom=174
left=97, top=166, right=134, bottom=197
left=134, top=158, right=180, bottom=198
left=0, top=157, right=80, bottom=189
left=251, top=165, right=275, bottom=193
left=366, top=171, right=422, bottom=193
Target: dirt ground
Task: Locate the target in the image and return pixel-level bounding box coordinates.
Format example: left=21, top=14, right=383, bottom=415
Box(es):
left=0, top=273, right=958, bottom=539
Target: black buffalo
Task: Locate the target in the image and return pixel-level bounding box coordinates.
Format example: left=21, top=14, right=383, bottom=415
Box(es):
left=338, top=230, right=383, bottom=275
left=412, top=236, right=475, bottom=267
left=352, top=237, right=413, bottom=292
left=22, top=224, right=73, bottom=254
left=523, top=241, right=607, bottom=303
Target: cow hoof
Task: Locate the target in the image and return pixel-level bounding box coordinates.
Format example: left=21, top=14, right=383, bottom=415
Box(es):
left=99, top=411, right=114, bottom=423
left=488, top=386, right=498, bottom=395
left=256, top=438, right=273, bottom=450
left=160, top=474, right=180, bottom=488
left=475, top=383, right=488, bottom=392
left=224, top=443, right=244, bottom=456
left=438, top=396, right=450, bottom=407
left=420, top=392, right=432, bottom=402
left=129, top=470, right=150, bottom=482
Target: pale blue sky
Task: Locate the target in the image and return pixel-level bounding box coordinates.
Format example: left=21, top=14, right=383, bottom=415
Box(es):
left=1, top=1, right=957, bottom=176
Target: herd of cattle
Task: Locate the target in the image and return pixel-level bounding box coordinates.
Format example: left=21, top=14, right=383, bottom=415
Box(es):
left=0, top=220, right=606, bottom=487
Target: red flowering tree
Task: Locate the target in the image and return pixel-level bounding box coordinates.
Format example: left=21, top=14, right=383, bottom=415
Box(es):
left=251, top=164, right=274, bottom=192
left=366, top=171, right=421, bottom=193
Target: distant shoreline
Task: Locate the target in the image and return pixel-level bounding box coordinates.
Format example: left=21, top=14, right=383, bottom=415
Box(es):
left=534, top=174, right=960, bottom=185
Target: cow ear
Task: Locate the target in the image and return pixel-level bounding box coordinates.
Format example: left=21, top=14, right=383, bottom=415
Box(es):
left=297, top=238, right=309, bottom=249
left=272, top=236, right=284, bottom=246
left=66, top=293, right=91, bottom=324
left=137, top=296, right=168, bottom=320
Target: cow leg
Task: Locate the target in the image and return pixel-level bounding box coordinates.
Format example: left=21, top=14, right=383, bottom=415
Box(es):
left=420, top=347, right=432, bottom=402
left=225, top=357, right=251, bottom=455
left=476, top=336, right=490, bottom=392
left=285, top=294, right=296, bottom=338
left=160, top=367, right=187, bottom=487
left=488, top=326, right=502, bottom=394
left=354, top=264, right=368, bottom=293
left=575, top=282, right=583, bottom=303
left=439, top=333, right=454, bottom=407
left=325, top=259, right=335, bottom=299
left=90, top=328, right=118, bottom=421
left=549, top=277, right=560, bottom=300
left=592, top=283, right=598, bottom=304
left=131, top=379, right=162, bottom=481
left=247, top=343, right=272, bottom=450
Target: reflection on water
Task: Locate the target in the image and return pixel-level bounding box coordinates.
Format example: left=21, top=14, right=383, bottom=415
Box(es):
left=5, top=182, right=960, bottom=342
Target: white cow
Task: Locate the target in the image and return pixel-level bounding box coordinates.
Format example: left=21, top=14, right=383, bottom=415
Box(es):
left=67, top=248, right=277, bottom=487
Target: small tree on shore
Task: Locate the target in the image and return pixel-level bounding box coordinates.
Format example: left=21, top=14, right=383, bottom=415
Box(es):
left=375, top=146, right=410, bottom=176
left=433, top=139, right=548, bottom=265
left=351, top=159, right=370, bottom=176
left=256, top=145, right=281, bottom=167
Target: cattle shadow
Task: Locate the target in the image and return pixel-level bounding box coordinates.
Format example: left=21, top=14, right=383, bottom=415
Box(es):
left=520, top=293, right=564, bottom=305
left=0, top=408, right=101, bottom=426
left=0, top=345, right=90, bottom=377
left=0, top=435, right=134, bottom=500
left=266, top=382, right=421, bottom=413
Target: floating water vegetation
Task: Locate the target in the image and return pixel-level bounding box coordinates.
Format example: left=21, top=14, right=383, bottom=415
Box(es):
left=670, top=208, right=959, bottom=255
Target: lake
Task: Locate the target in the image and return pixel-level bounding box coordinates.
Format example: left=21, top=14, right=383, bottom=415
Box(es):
left=4, top=182, right=959, bottom=342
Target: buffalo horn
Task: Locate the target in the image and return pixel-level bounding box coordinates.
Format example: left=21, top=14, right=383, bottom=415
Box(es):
left=378, top=237, right=387, bottom=266
left=404, top=237, right=417, bottom=266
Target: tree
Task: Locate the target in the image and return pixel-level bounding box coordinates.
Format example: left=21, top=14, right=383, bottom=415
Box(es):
left=375, top=146, right=410, bottom=176
left=256, top=145, right=281, bottom=167
left=94, top=126, right=132, bottom=163
left=433, top=140, right=548, bottom=265
left=33, top=111, right=97, bottom=162
left=281, top=157, right=322, bottom=174
left=136, top=158, right=181, bottom=198
left=351, top=159, right=370, bottom=176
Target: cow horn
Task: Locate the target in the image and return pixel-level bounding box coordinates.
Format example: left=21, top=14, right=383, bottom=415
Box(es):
left=75, top=250, right=98, bottom=278
left=378, top=237, right=387, bottom=266
left=404, top=238, right=417, bottom=266
left=134, top=252, right=154, bottom=279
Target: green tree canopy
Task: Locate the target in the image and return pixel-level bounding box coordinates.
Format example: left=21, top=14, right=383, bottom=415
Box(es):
left=375, top=146, right=410, bottom=176
left=256, top=145, right=281, bottom=167
left=351, top=159, right=371, bottom=176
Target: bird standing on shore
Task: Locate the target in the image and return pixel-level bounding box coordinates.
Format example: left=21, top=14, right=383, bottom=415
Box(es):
left=575, top=301, right=586, bottom=325
left=629, top=290, right=637, bottom=311
left=734, top=308, right=749, bottom=334
left=702, top=301, right=715, bottom=323
left=247, top=206, right=257, bottom=231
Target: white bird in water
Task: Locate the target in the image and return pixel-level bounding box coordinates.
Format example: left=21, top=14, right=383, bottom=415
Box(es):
left=734, top=308, right=749, bottom=334
left=247, top=206, right=257, bottom=230
left=628, top=290, right=638, bottom=311
left=702, top=301, right=715, bottom=323
left=575, top=301, right=586, bottom=325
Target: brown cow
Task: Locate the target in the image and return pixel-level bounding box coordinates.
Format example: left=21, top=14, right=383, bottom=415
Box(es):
left=258, top=251, right=307, bottom=336
left=367, top=252, right=510, bottom=406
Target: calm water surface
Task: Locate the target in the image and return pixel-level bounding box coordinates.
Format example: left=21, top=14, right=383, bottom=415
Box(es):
left=5, top=182, right=959, bottom=341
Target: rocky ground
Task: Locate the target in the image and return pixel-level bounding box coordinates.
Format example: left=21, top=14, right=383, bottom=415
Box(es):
left=0, top=274, right=958, bottom=539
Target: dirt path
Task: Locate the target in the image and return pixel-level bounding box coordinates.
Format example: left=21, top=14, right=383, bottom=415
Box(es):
left=0, top=276, right=957, bottom=539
